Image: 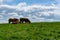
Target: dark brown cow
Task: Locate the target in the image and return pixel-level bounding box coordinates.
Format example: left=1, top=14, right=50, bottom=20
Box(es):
left=8, top=18, right=19, bottom=24
left=20, top=18, right=31, bottom=23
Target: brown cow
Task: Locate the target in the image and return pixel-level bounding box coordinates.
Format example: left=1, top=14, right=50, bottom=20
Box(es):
left=8, top=18, right=19, bottom=24
left=20, top=18, right=31, bottom=23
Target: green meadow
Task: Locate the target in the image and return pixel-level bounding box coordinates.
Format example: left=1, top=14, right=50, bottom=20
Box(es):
left=0, top=22, right=60, bottom=40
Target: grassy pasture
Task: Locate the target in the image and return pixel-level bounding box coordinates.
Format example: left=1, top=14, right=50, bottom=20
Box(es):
left=0, top=22, right=60, bottom=40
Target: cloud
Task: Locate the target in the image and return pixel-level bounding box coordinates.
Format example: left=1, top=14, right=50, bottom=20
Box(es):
left=0, top=0, right=3, bottom=2
left=0, top=2, right=60, bottom=23
left=0, top=15, right=3, bottom=19
left=0, top=0, right=3, bottom=4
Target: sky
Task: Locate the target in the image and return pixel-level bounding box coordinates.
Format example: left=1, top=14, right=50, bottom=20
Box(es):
left=0, top=0, right=60, bottom=23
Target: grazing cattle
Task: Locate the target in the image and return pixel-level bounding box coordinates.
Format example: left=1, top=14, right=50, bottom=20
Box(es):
left=20, top=18, right=31, bottom=23
left=8, top=18, right=19, bottom=24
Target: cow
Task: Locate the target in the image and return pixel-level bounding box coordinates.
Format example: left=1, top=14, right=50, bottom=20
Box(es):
left=8, top=18, right=19, bottom=24
left=20, top=18, right=31, bottom=23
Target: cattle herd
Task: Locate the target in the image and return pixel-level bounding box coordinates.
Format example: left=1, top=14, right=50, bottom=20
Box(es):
left=8, top=18, right=31, bottom=24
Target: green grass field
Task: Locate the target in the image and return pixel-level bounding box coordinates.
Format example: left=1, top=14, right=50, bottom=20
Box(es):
left=0, top=22, right=60, bottom=40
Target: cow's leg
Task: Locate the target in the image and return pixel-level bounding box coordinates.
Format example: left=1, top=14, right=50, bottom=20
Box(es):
left=27, top=20, right=31, bottom=23
left=20, top=20, right=23, bottom=23
left=21, top=21, right=23, bottom=23
left=19, top=21, right=21, bottom=23
left=29, top=21, right=31, bottom=23
left=9, top=21, right=10, bottom=24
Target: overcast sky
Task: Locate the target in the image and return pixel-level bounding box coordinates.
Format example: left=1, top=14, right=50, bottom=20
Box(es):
left=0, top=0, right=60, bottom=23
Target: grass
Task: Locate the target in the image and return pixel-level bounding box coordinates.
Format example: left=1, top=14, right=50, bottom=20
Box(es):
left=0, top=22, right=60, bottom=40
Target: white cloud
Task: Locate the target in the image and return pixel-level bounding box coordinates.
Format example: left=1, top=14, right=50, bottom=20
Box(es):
left=7, top=12, right=19, bottom=19
left=0, top=15, right=3, bottom=19
left=16, top=4, right=57, bottom=12
left=0, top=2, right=60, bottom=23
left=0, top=0, right=3, bottom=4
left=17, top=2, right=27, bottom=7
left=0, top=5, right=16, bottom=9
left=0, top=0, right=3, bottom=2
left=40, top=12, right=50, bottom=16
